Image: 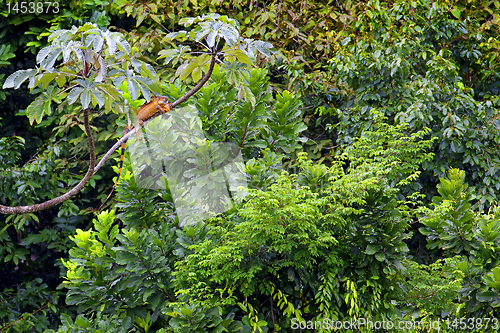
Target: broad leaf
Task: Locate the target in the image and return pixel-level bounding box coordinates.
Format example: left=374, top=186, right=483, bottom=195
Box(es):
left=3, top=69, right=36, bottom=89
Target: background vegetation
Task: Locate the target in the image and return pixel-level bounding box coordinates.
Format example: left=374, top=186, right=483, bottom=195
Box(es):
left=0, top=0, right=499, bottom=332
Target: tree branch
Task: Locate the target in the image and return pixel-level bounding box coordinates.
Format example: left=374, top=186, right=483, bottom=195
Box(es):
left=0, top=109, right=96, bottom=215
left=93, top=51, right=217, bottom=175
left=0, top=51, right=217, bottom=215
left=170, top=50, right=217, bottom=108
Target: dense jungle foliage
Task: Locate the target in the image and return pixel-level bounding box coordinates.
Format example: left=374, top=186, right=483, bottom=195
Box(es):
left=0, top=0, right=500, bottom=332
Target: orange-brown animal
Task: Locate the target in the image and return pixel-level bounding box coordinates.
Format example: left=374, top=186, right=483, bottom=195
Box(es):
left=99, top=95, right=172, bottom=209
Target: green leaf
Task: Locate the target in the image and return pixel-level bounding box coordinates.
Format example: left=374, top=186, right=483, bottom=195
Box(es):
left=375, top=252, right=386, bottom=262
left=493, top=267, right=500, bottom=281
left=66, top=293, right=88, bottom=305
left=140, top=62, right=156, bottom=80
left=165, top=30, right=188, bottom=41
left=254, top=41, right=274, bottom=57
left=91, top=89, right=105, bottom=108
left=43, top=48, right=63, bottom=70
left=158, top=49, right=178, bottom=65
left=36, top=45, right=53, bottom=64
left=68, top=87, right=83, bottom=105
left=80, top=89, right=91, bottom=109
left=40, top=100, right=51, bottom=124
left=96, top=55, right=107, bottom=82
left=75, top=316, right=88, bottom=328
left=191, top=66, right=202, bottom=81
left=237, top=302, right=247, bottom=312
left=207, top=30, right=217, bottom=48
left=219, top=25, right=239, bottom=46
left=3, top=69, right=36, bottom=89
left=181, top=307, right=193, bottom=317
left=116, top=252, right=140, bottom=265
left=38, top=73, right=59, bottom=90
left=127, top=78, right=140, bottom=101
left=103, top=30, right=118, bottom=54
left=366, top=244, right=381, bottom=255
left=476, top=291, right=500, bottom=307
left=225, top=48, right=253, bottom=66
left=451, top=8, right=461, bottom=19
left=26, top=96, right=51, bottom=125
left=150, top=292, right=163, bottom=309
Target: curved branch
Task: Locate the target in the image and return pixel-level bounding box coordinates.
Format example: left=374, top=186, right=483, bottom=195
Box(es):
left=170, top=51, right=217, bottom=108
left=0, top=109, right=96, bottom=215
left=94, top=51, right=218, bottom=174
left=0, top=52, right=217, bottom=215
left=93, top=124, right=140, bottom=175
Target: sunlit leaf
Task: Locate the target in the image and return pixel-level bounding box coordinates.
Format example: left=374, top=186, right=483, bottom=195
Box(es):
left=80, top=89, right=91, bottom=109
left=68, top=87, right=83, bottom=105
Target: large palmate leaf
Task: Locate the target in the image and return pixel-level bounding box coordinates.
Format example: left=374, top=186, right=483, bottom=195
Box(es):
left=3, top=68, right=37, bottom=89
left=164, top=13, right=275, bottom=84
left=25, top=85, right=59, bottom=125
left=4, top=22, right=155, bottom=126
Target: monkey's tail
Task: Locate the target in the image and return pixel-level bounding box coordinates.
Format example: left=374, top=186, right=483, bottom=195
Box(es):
left=99, top=128, right=130, bottom=210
